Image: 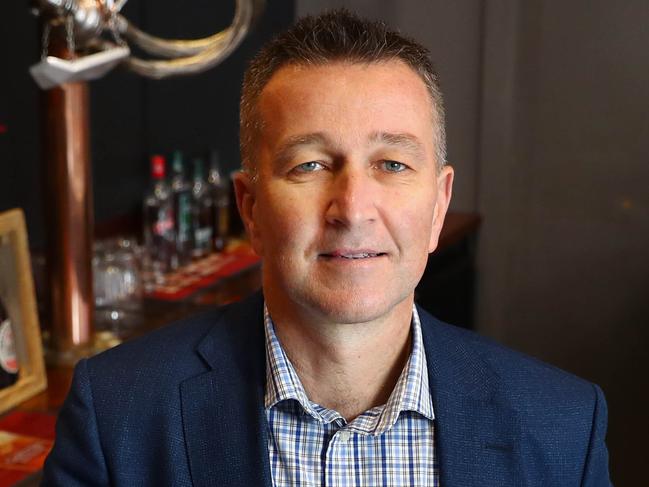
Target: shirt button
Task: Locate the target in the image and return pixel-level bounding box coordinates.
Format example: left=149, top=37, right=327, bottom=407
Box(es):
left=338, top=430, right=351, bottom=442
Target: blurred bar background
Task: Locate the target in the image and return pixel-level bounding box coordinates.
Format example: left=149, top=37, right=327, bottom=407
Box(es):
left=1, top=1, right=647, bottom=484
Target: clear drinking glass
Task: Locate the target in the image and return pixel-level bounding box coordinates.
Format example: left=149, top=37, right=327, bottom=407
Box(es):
left=93, top=237, right=143, bottom=336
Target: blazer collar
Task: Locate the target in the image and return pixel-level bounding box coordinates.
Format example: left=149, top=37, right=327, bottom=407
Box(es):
left=181, top=291, right=272, bottom=487
left=418, top=306, right=523, bottom=486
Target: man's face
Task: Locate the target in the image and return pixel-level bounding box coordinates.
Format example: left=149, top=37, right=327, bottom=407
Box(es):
left=236, top=61, right=453, bottom=324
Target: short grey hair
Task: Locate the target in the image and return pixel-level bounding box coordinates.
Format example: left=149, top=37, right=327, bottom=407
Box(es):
left=240, top=8, right=447, bottom=174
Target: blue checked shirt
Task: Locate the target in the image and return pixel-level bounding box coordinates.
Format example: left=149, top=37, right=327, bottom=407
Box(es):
left=264, top=305, right=439, bottom=486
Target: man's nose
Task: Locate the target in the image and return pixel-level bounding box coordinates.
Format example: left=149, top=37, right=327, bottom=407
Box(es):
left=324, top=168, right=378, bottom=228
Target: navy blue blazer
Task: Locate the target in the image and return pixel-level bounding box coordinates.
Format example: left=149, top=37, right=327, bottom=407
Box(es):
left=42, top=292, right=611, bottom=486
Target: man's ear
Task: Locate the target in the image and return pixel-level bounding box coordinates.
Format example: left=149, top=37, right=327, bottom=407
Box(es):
left=428, top=165, right=454, bottom=253
left=233, top=171, right=263, bottom=256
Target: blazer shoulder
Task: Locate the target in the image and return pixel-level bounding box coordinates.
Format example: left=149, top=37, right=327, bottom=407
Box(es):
left=90, top=306, right=222, bottom=366
left=417, top=307, right=599, bottom=405
left=86, top=292, right=264, bottom=386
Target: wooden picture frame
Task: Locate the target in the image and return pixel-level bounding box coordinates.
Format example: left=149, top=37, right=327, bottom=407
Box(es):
left=0, top=209, right=47, bottom=413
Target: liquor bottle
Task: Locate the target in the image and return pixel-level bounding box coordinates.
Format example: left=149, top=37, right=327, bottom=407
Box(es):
left=190, top=158, right=214, bottom=259
left=207, top=150, right=230, bottom=251
left=170, top=150, right=192, bottom=268
left=0, top=295, right=18, bottom=388
left=143, top=154, right=175, bottom=280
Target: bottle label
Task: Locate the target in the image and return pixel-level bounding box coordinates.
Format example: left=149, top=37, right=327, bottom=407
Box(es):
left=177, top=193, right=191, bottom=242
left=217, top=206, right=230, bottom=237
left=151, top=155, right=166, bottom=179
left=154, top=207, right=174, bottom=237
left=194, top=227, right=213, bottom=247
left=0, top=319, right=18, bottom=374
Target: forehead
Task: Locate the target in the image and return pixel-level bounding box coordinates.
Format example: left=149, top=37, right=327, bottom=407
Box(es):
left=261, top=59, right=429, bottom=94
left=256, top=60, right=435, bottom=152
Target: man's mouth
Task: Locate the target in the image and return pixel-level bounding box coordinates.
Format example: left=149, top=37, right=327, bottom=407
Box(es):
left=320, top=250, right=386, bottom=260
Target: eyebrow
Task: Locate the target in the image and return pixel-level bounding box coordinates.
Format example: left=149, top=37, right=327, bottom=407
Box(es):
left=368, top=132, right=426, bottom=159
left=274, top=132, right=330, bottom=163
left=273, top=131, right=426, bottom=163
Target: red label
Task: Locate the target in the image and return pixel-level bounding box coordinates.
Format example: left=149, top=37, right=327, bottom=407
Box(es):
left=151, top=155, right=166, bottom=179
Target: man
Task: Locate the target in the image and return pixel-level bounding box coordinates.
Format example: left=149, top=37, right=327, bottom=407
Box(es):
left=43, top=9, right=611, bottom=486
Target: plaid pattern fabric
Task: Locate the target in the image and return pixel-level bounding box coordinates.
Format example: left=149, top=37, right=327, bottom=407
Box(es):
left=264, top=305, right=439, bottom=486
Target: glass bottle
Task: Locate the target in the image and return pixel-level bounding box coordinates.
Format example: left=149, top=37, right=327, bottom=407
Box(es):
left=170, top=151, right=192, bottom=268
left=207, top=150, right=230, bottom=251
left=190, top=158, right=214, bottom=259
left=143, top=154, right=174, bottom=280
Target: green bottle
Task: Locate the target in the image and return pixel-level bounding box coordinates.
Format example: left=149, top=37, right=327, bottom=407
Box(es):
left=170, top=150, right=192, bottom=268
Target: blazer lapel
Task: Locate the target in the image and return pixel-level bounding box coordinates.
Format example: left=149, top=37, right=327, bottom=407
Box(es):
left=419, top=309, right=523, bottom=487
left=181, top=293, right=272, bottom=487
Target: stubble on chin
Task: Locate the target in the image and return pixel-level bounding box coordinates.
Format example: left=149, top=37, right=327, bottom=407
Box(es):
left=291, top=278, right=415, bottom=326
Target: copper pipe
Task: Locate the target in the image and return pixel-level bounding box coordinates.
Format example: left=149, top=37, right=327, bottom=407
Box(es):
left=42, top=33, right=94, bottom=358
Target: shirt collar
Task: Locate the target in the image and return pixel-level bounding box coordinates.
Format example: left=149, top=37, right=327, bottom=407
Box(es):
left=264, top=303, right=435, bottom=431
left=264, top=305, right=319, bottom=418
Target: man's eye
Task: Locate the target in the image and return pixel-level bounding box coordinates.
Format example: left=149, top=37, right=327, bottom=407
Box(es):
left=295, top=161, right=324, bottom=173
left=381, top=160, right=408, bottom=172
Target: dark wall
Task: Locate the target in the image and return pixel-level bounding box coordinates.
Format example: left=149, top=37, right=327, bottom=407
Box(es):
left=0, top=0, right=295, bottom=248
left=0, top=2, right=44, bottom=245
left=478, top=1, right=649, bottom=484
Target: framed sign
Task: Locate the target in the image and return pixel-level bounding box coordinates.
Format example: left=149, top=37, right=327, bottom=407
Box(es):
left=0, top=209, right=47, bottom=414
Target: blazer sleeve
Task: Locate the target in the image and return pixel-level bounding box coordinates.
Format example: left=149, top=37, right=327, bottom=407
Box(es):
left=41, top=358, right=110, bottom=486
left=581, top=384, right=612, bottom=487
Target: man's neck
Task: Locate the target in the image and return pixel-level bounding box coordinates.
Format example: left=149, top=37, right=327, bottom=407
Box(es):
left=267, top=297, right=414, bottom=422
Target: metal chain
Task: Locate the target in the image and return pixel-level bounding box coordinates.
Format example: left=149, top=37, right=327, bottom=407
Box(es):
left=41, top=22, right=51, bottom=60
left=65, top=14, right=75, bottom=54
